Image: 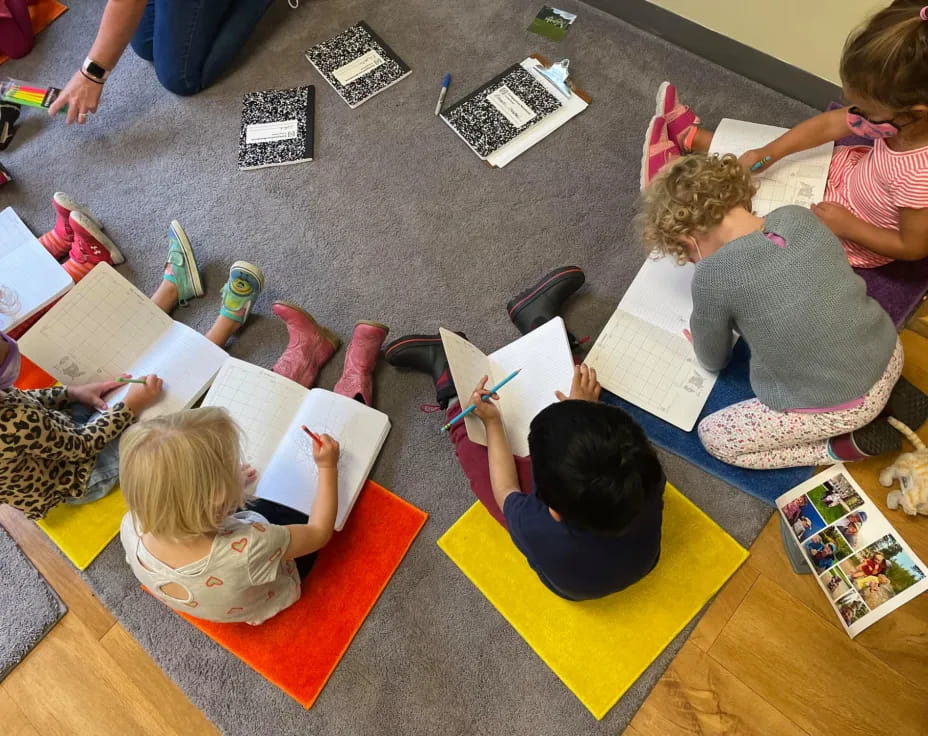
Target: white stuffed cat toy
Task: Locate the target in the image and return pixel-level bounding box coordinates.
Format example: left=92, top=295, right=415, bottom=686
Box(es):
left=880, top=417, right=928, bottom=516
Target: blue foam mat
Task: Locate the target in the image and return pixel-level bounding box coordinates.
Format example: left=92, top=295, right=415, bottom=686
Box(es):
left=601, top=340, right=814, bottom=505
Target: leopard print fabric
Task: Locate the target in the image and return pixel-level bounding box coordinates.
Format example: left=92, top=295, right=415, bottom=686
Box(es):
left=0, top=386, right=134, bottom=519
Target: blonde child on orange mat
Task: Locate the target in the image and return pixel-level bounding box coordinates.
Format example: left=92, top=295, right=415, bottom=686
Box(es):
left=119, top=407, right=339, bottom=624
left=642, top=2, right=928, bottom=268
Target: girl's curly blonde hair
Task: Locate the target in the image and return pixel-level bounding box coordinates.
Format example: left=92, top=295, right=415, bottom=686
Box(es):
left=637, top=153, right=756, bottom=264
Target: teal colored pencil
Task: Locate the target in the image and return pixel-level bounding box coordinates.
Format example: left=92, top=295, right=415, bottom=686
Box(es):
left=116, top=377, right=147, bottom=384
left=440, top=369, right=522, bottom=433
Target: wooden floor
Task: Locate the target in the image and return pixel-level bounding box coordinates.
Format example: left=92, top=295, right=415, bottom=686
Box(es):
left=0, top=507, right=216, bottom=736
left=627, top=329, right=928, bottom=736
left=3, top=333, right=928, bottom=735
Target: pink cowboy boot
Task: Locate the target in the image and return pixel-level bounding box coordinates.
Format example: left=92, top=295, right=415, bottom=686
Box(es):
left=333, top=321, right=390, bottom=406
left=271, top=301, right=341, bottom=387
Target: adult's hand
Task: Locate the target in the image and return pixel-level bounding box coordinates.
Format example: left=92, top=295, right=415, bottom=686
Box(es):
left=49, top=70, right=103, bottom=124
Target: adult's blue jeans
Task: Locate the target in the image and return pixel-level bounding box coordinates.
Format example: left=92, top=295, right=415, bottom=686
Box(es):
left=130, top=0, right=272, bottom=96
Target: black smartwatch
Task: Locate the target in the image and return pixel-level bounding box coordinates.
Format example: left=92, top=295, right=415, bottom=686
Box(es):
left=82, top=57, right=110, bottom=83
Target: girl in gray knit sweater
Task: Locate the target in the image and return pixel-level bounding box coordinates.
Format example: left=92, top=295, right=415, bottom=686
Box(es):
left=639, top=153, right=909, bottom=469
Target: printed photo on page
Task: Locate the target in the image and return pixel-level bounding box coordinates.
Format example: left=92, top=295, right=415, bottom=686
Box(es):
left=776, top=465, right=927, bottom=638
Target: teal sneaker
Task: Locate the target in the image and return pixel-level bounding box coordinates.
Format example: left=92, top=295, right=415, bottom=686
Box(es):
left=220, top=261, right=265, bottom=324
left=163, top=220, right=204, bottom=306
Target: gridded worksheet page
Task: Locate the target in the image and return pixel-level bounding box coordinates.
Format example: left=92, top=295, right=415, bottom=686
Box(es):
left=18, top=263, right=173, bottom=384
left=202, top=358, right=307, bottom=473
left=709, top=119, right=834, bottom=216
left=584, top=309, right=715, bottom=431
left=19, top=263, right=226, bottom=419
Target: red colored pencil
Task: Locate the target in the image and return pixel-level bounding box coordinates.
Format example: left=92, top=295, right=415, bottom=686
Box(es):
left=301, top=425, right=323, bottom=447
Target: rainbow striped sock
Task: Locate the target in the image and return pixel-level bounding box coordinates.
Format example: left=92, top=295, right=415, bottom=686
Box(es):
left=62, top=258, right=95, bottom=282
left=39, top=229, right=70, bottom=260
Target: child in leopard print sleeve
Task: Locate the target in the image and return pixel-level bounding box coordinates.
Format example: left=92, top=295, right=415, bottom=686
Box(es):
left=0, top=217, right=261, bottom=518
left=0, top=330, right=163, bottom=518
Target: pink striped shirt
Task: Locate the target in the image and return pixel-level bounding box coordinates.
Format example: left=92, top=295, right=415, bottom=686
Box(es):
left=824, top=138, right=928, bottom=268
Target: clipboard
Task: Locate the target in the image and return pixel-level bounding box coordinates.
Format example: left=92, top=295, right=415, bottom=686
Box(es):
left=439, top=54, right=592, bottom=168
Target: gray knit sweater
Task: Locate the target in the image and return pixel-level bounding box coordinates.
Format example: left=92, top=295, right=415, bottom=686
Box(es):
left=690, top=205, right=897, bottom=411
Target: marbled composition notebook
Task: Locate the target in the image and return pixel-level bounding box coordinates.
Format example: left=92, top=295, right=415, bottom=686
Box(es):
left=238, top=85, right=314, bottom=170
left=442, top=63, right=563, bottom=159
left=440, top=56, right=589, bottom=167
left=305, top=22, right=411, bottom=109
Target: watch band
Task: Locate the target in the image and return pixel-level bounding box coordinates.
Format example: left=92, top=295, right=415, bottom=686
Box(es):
left=82, top=57, right=110, bottom=83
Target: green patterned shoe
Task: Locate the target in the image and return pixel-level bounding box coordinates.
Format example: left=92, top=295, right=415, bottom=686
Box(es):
left=220, top=261, right=265, bottom=324
left=163, top=220, right=204, bottom=306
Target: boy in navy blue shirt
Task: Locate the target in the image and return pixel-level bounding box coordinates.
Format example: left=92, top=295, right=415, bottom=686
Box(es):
left=385, top=267, right=665, bottom=600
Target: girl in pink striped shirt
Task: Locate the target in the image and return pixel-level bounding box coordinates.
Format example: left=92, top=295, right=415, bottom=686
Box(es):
left=642, top=1, right=928, bottom=268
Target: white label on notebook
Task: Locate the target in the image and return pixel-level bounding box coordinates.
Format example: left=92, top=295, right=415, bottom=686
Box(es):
left=246, top=120, right=299, bottom=144
left=486, top=85, right=536, bottom=127
left=332, top=50, right=385, bottom=86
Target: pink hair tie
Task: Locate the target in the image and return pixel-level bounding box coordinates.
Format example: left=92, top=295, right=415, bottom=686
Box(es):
left=921, top=6, right=928, bottom=21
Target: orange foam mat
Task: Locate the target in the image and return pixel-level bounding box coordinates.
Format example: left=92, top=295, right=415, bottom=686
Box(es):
left=177, top=481, right=427, bottom=708
left=0, top=1, right=68, bottom=65
left=14, top=355, right=54, bottom=389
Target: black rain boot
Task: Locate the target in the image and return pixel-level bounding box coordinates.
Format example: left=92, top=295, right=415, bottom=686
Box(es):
left=384, top=333, right=459, bottom=409
left=506, top=266, right=585, bottom=351
left=830, top=418, right=901, bottom=461
left=883, top=376, right=928, bottom=432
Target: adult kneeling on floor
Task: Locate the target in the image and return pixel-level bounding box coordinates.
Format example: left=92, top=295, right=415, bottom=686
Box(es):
left=50, top=0, right=278, bottom=124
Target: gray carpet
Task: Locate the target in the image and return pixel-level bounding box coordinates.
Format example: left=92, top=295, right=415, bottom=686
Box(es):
left=0, top=527, right=66, bottom=681
left=0, top=0, right=817, bottom=732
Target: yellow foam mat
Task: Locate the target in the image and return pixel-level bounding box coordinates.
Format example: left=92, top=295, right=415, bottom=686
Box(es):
left=437, top=484, right=749, bottom=719
left=36, top=488, right=127, bottom=570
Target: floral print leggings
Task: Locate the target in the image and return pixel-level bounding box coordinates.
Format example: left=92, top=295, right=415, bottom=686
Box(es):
left=698, top=339, right=903, bottom=469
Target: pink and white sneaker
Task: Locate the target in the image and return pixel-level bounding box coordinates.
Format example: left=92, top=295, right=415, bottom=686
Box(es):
left=39, top=192, right=104, bottom=260
left=655, top=81, right=700, bottom=151
left=62, top=211, right=125, bottom=282
left=640, top=115, right=681, bottom=190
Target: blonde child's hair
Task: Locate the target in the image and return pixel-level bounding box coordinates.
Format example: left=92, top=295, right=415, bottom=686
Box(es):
left=841, top=1, right=928, bottom=110
left=637, top=153, right=756, bottom=264
left=119, top=407, right=248, bottom=539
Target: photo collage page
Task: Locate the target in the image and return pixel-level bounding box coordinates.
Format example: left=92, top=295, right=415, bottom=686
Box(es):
left=777, top=465, right=927, bottom=637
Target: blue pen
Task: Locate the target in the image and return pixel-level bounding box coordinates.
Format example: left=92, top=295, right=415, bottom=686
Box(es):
left=751, top=155, right=772, bottom=172
left=440, top=369, right=521, bottom=433
left=434, top=73, right=451, bottom=116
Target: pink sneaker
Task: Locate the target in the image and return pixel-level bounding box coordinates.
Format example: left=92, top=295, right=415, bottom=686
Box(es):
left=39, top=192, right=103, bottom=260
left=655, top=81, right=700, bottom=151
left=640, top=115, right=681, bottom=190
left=62, top=211, right=125, bottom=282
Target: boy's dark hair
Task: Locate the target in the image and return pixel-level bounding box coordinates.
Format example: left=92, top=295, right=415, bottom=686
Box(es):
left=528, top=400, right=664, bottom=534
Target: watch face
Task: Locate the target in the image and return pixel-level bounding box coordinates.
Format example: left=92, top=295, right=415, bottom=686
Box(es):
left=85, top=60, right=107, bottom=79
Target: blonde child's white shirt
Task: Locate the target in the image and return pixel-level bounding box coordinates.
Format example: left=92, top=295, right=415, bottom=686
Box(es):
left=119, top=510, right=301, bottom=624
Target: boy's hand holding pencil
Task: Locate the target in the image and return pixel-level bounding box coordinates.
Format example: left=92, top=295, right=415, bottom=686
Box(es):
left=470, top=375, right=502, bottom=423
left=441, top=370, right=521, bottom=432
